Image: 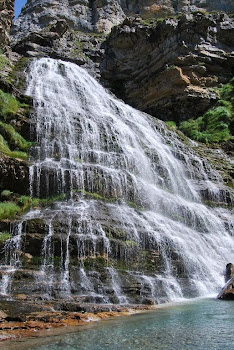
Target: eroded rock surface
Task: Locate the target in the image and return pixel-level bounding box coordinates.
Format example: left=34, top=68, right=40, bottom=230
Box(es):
left=11, top=0, right=234, bottom=45
left=0, top=155, right=29, bottom=195
left=101, top=13, right=234, bottom=122
left=0, top=0, right=14, bottom=51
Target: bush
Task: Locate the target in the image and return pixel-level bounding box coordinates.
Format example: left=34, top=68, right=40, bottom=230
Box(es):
left=0, top=202, right=21, bottom=220
left=1, top=190, right=13, bottom=199
left=179, top=78, right=234, bottom=143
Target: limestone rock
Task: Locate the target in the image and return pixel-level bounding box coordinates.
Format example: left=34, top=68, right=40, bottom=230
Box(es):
left=11, top=0, right=234, bottom=45
left=101, top=13, right=234, bottom=122
left=0, top=310, right=8, bottom=320
left=11, top=0, right=125, bottom=44
left=0, top=155, right=29, bottom=195
left=0, top=0, right=14, bottom=51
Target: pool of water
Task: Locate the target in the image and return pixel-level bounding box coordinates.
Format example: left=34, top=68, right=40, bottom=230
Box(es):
left=5, top=298, right=234, bottom=350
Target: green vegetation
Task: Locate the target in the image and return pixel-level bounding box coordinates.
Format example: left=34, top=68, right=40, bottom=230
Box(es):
left=77, top=190, right=116, bottom=202
left=71, top=40, right=89, bottom=60
left=125, top=240, right=138, bottom=248
left=8, top=57, right=30, bottom=89
left=179, top=78, right=234, bottom=143
left=1, top=190, right=13, bottom=199
left=0, top=193, right=67, bottom=221
left=83, top=256, right=108, bottom=270
left=0, top=89, right=31, bottom=160
left=0, top=89, right=20, bottom=120
left=0, top=134, right=28, bottom=159
left=0, top=121, right=32, bottom=151
left=0, top=231, right=11, bottom=242
left=166, top=121, right=177, bottom=129
left=141, top=14, right=181, bottom=27
left=0, top=49, right=12, bottom=81
left=0, top=202, right=21, bottom=220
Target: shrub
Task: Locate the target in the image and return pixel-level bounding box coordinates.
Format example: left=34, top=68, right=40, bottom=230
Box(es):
left=179, top=78, right=234, bottom=143
left=0, top=202, right=21, bottom=220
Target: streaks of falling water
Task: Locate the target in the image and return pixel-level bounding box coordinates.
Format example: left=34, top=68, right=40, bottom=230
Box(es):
left=1, top=57, right=233, bottom=304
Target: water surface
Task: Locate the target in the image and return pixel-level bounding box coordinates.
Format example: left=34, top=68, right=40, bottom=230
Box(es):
left=9, top=298, right=234, bottom=350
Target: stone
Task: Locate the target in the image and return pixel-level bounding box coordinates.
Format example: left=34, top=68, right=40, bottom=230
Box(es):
left=0, top=155, right=29, bottom=195
left=0, top=310, right=8, bottom=320
left=0, top=0, right=14, bottom=51
left=11, top=1, right=234, bottom=44
left=225, top=263, right=234, bottom=283
left=101, top=13, right=234, bottom=122
left=218, top=277, right=234, bottom=300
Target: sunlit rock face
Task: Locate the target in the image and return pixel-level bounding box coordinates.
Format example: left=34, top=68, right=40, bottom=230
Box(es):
left=101, top=13, right=234, bottom=122
left=0, top=0, right=14, bottom=51
left=11, top=0, right=234, bottom=44
left=11, top=0, right=125, bottom=42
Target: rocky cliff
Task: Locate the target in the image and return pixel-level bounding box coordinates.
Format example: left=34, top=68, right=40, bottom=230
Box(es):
left=11, top=0, right=234, bottom=44
left=0, top=0, right=14, bottom=51
left=101, top=13, right=234, bottom=122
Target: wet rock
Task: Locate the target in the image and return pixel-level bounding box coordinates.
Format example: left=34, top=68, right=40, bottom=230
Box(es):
left=225, top=263, right=234, bottom=283
left=141, top=298, right=156, bottom=305
left=218, top=277, right=234, bottom=300
left=0, top=310, right=8, bottom=321
left=0, top=155, right=29, bottom=194
left=56, top=302, right=84, bottom=313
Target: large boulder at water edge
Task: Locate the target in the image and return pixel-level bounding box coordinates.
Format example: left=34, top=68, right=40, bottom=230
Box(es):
left=218, top=263, right=234, bottom=300
left=218, top=277, right=234, bottom=300
left=225, top=263, right=234, bottom=283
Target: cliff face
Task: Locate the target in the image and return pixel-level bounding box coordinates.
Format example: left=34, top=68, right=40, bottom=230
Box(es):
left=11, top=0, right=126, bottom=42
left=0, top=0, right=14, bottom=51
left=101, top=13, right=234, bottom=122
left=11, top=0, right=234, bottom=43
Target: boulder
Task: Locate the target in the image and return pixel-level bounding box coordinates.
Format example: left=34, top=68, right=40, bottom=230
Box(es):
left=217, top=263, right=234, bottom=300
left=218, top=277, right=234, bottom=300
left=225, top=263, right=234, bottom=283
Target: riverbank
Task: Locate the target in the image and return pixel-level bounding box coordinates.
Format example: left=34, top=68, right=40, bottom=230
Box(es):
left=1, top=298, right=233, bottom=350
left=0, top=300, right=155, bottom=343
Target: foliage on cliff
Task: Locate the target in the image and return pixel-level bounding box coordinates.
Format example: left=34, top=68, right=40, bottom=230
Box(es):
left=0, top=89, right=31, bottom=159
left=179, top=78, right=234, bottom=143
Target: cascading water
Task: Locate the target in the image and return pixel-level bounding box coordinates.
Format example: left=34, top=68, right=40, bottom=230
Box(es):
left=0, top=57, right=233, bottom=304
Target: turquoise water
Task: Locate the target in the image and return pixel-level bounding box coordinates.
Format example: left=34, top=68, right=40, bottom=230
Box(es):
left=26, top=299, right=234, bottom=350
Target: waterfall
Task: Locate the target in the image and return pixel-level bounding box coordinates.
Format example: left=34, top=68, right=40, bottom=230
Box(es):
left=1, top=57, right=233, bottom=304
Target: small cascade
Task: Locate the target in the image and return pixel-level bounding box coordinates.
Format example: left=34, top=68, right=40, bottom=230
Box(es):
left=39, top=220, right=55, bottom=298
left=1, top=57, right=233, bottom=305
left=107, top=267, right=128, bottom=304
left=0, top=223, right=24, bottom=297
